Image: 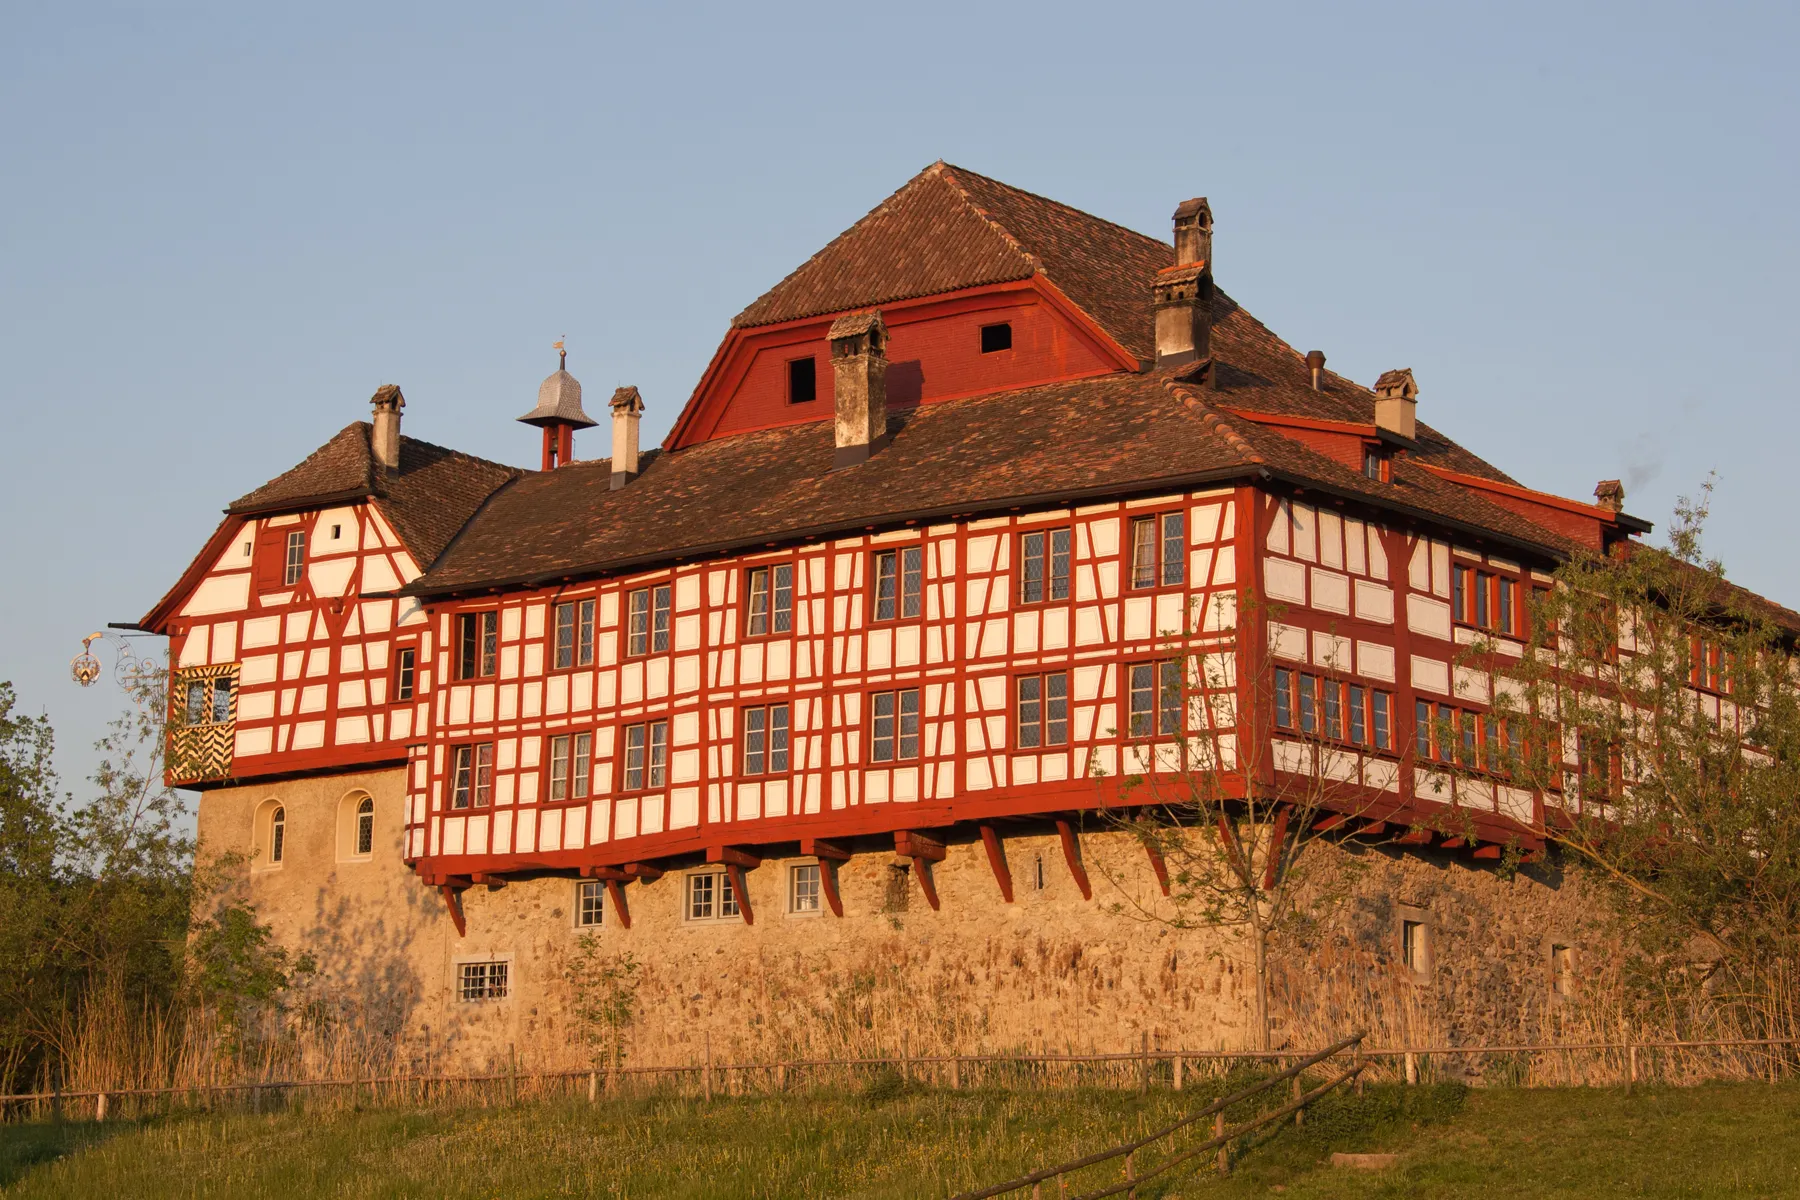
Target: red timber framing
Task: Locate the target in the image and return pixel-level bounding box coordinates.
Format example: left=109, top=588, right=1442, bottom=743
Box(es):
left=143, top=498, right=433, bottom=787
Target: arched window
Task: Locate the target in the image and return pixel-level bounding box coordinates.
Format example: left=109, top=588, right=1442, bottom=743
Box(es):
left=271, top=807, right=286, bottom=864
left=355, top=797, right=374, bottom=857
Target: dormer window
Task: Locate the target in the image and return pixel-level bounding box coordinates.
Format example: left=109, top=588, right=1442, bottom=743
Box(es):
left=787, top=356, right=817, bottom=404
left=1363, top=444, right=1393, bottom=483
left=980, top=322, right=1012, bottom=353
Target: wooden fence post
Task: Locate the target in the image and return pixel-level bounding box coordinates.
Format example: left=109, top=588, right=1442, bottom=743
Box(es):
left=704, top=1033, right=713, bottom=1102
left=1355, top=1043, right=1365, bottom=1096
left=95, top=1092, right=107, bottom=1122
left=1173, top=1053, right=1183, bottom=1091
left=1404, top=1051, right=1417, bottom=1085
left=1293, top=1072, right=1304, bottom=1126
left=1628, top=1044, right=1638, bottom=1094
left=1215, top=1111, right=1228, bottom=1174
left=588, top=1071, right=598, bottom=1103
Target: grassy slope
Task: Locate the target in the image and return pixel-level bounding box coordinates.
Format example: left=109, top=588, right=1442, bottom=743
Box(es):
left=2, top=1082, right=1797, bottom=1198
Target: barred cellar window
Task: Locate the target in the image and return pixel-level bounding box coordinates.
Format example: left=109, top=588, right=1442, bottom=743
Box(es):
left=458, top=961, right=509, bottom=1002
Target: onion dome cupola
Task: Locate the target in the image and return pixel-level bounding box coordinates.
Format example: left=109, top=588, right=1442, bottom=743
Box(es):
left=517, top=341, right=598, bottom=470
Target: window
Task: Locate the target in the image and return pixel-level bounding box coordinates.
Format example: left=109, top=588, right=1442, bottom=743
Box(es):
left=1018, top=528, right=1071, bottom=604
left=457, top=612, right=498, bottom=679
left=553, top=599, right=596, bottom=669
left=451, top=743, right=494, bottom=809
left=355, top=796, right=373, bottom=856
left=330, top=523, right=342, bottom=540
left=741, top=704, right=791, bottom=775
left=1401, top=918, right=1431, bottom=977
left=1016, top=672, right=1069, bottom=749
left=576, top=880, right=605, bottom=928
left=626, top=586, right=672, bottom=656
left=1453, top=566, right=1519, bottom=636
left=870, top=688, right=920, bottom=762
left=1577, top=731, right=1613, bottom=804
left=1128, top=661, right=1181, bottom=737
left=790, top=863, right=822, bottom=914
left=872, top=547, right=924, bottom=622
left=547, top=732, right=593, bottom=801
left=788, top=356, right=816, bottom=404
left=1413, top=703, right=1514, bottom=774
left=270, top=806, right=286, bottom=863
left=746, top=564, right=794, bottom=637
left=185, top=676, right=232, bottom=726
left=623, top=720, right=668, bottom=791
left=1691, top=637, right=1730, bottom=693
left=686, top=871, right=740, bottom=921
left=283, top=530, right=306, bottom=586
left=1363, top=445, right=1392, bottom=483
left=458, top=961, right=509, bottom=1002
left=1273, top=672, right=1394, bottom=751
left=394, top=646, right=416, bottom=701
left=980, top=322, right=1012, bottom=353
left=1129, top=512, right=1185, bottom=589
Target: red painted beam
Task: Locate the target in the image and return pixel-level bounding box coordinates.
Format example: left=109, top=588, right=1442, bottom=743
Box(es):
left=1472, top=845, right=1503, bottom=860
left=1261, top=807, right=1290, bottom=892
left=605, top=879, right=631, bottom=929
left=623, top=862, right=664, bottom=883
left=913, top=859, right=941, bottom=911
left=1354, top=820, right=1387, bottom=837
left=582, top=865, right=629, bottom=881
left=1056, top=819, right=1092, bottom=901
left=1395, top=829, right=1435, bottom=845
left=707, top=846, right=762, bottom=869
left=1313, top=814, right=1351, bottom=832
left=439, top=885, right=466, bottom=938
left=979, top=824, right=1013, bottom=903
left=819, top=860, right=844, bottom=917
left=1142, top=838, right=1170, bottom=897
left=725, top=863, right=755, bottom=925
left=802, top=837, right=852, bottom=862
left=895, top=831, right=946, bottom=862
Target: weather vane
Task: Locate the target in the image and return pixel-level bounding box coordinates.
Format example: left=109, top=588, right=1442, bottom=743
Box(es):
left=554, top=336, right=566, bottom=370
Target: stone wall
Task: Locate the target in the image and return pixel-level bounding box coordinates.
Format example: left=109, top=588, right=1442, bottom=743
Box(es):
left=200, top=775, right=1604, bottom=1074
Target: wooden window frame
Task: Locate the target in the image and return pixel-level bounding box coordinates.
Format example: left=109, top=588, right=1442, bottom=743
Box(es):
left=740, top=702, right=792, bottom=777
left=546, top=731, right=594, bottom=803
left=620, top=719, right=669, bottom=793
left=283, top=529, right=306, bottom=587
left=870, top=546, right=924, bottom=623
left=450, top=741, right=495, bottom=810
left=456, top=611, right=499, bottom=680
left=979, top=322, right=1012, bottom=354
left=354, top=796, right=374, bottom=857
left=1017, top=527, right=1072, bottom=606
left=575, top=880, right=605, bottom=928
left=868, top=687, right=921, bottom=762
left=685, top=869, right=741, bottom=922
left=1127, top=510, right=1186, bottom=591
left=393, top=644, right=417, bottom=702
left=625, top=585, right=672, bottom=658
left=457, top=959, right=509, bottom=1002
left=786, top=356, right=817, bottom=405
left=1363, top=444, right=1393, bottom=484
left=1015, top=671, right=1070, bottom=749
left=1127, top=659, right=1182, bottom=738
left=1273, top=670, right=1396, bottom=753
left=744, top=563, right=795, bottom=639
left=789, top=862, right=823, bottom=915
left=551, top=598, right=597, bottom=671
left=1452, top=564, right=1521, bottom=637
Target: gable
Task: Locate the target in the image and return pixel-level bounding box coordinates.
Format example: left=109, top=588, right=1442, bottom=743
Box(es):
left=672, top=279, right=1138, bottom=449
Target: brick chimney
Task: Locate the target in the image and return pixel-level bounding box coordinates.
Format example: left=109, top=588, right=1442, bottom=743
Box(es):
left=830, top=310, right=888, bottom=468
left=1373, top=368, right=1418, bottom=441
left=609, top=386, right=645, bottom=490
left=1594, top=480, right=1624, bottom=513
left=370, top=384, right=404, bottom=474
left=1154, top=198, right=1213, bottom=370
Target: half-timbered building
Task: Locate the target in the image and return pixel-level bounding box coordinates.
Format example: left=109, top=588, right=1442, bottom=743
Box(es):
left=126, top=163, right=1776, bottom=1067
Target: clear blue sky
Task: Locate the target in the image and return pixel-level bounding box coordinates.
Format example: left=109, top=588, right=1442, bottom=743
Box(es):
left=3, top=1, right=1795, bottom=795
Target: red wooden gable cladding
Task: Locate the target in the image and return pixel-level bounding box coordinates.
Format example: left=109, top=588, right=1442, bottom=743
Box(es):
left=675, top=281, right=1133, bottom=448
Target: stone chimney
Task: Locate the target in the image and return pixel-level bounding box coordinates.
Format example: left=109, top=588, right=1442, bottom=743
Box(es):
left=609, top=386, right=645, bottom=490
left=1373, top=368, right=1419, bottom=442
left=1594, top=479, right=1625, bottom=513
left=1154, top=198, right=1214, bottom=370
left=829, top=310, right=888, bottom=468
left=370, top=384, right=404, bottom=474
left=1305, top=350, right=1326, bottom=392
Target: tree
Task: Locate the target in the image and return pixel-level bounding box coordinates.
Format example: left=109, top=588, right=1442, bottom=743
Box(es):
left=1096, top=592, right=1399, bottom=1051
left=1486, top=483, right=1800, bottom=1039
left=563, top=936, right=641, bottom=1074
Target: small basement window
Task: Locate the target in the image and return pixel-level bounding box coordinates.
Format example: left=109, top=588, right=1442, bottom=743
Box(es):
left=787, top=356, right=817, bottom=404
left=576, top=880, right=605, bottom=928
left=458, top=960, right=509, bottom=1002
left=1401, top=916, right=1432, bottom=979
left=981, top=322, right=1013, bottom=353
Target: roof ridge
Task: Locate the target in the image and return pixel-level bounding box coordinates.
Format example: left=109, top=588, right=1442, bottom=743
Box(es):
left=395, top=429, right=522, bottom=477
left=933, top=163, right=1044, bottom=274
left=939, top=163, right=1173, bottom=253
left=1162, top=377, right=1266, bottom=465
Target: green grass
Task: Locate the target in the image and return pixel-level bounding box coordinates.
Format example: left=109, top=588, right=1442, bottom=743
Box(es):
left=2, top=1079, right=1797, bottom=1198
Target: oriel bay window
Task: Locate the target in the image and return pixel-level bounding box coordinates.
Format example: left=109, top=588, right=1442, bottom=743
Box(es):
left=1018, top=528, right=1071, bottom=604
left=623, top=720, right=669, bottom=791
left=1273, top=668, right=1394, bottom=750
left=450, top=742, right=494, bottom=809
left=1128, top=660, right=1182, bottom=737
left=746, top=564, right=794, bottom=637
left=457, top=611, right=498, bottom=679
left=1413, top=701, right=1517, bottom=774
left=547, top=732, right=593, bottom=801
left=553, top=598, right=596, bottom=669
left=1016, top=672, right=1069, bottom=749
left=869, top=688, right=920, bottom=762
left=627, top=585, right=672, bottom=656
left=1129, top=511, right=1185, bottom=590
left=872, top=547, right=924, bottom=621
left=742, top=703, right=791, bottom=775
left=184, top=676, right=233, bottom=725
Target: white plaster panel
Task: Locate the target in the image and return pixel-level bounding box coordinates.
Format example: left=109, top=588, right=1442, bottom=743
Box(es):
left=1264, top=557, right=1306, bottom=604
left=182, top=574, right=250, bottom=617
left=1266, top=500, right=1290, bottom=555
left=1311, top=569, right=1350, bottom=614
left=1311, top=632, right=1351, bottom=672
left=1406, top=595, right=1452, bottom=641
left=234, top=727, right=273, bottom=758
left=1269, top=622, right=1307, bottom=661
left=1356, top=641, right=1395, bottom=682
left=1410, top=655, right=1451, bottom=695
left=242, top=616, right=281, bottom=649
left=1353, top=580, right=1394, bottom=624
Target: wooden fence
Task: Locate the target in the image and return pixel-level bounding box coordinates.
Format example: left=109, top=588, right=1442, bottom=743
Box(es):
left=3, top=1035, right=1797, bottom=1124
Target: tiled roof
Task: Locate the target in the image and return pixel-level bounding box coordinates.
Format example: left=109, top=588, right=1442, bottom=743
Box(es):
left=228, top=423, right=520, bottom=566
